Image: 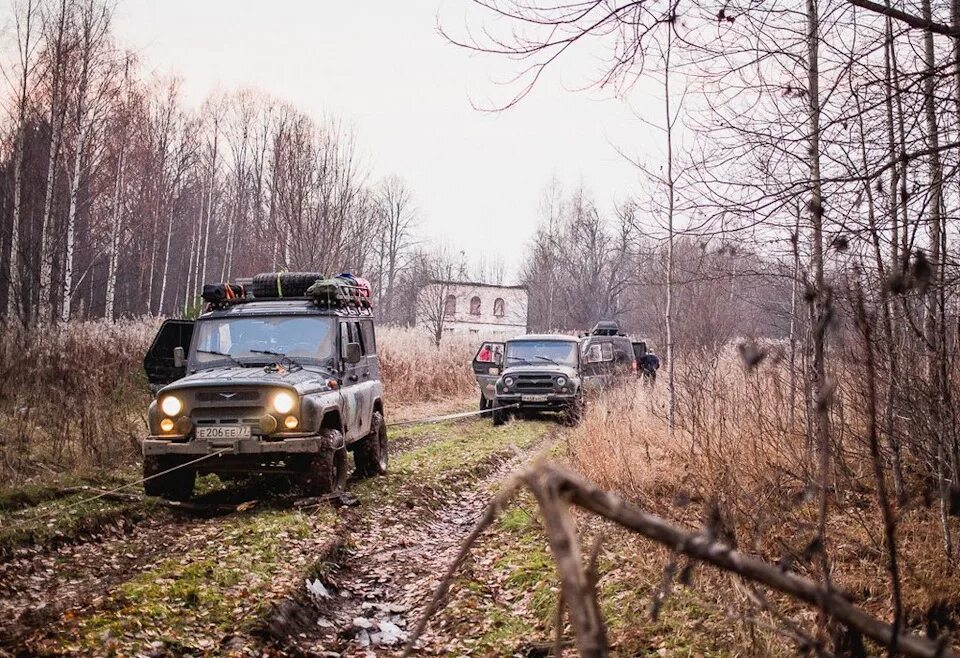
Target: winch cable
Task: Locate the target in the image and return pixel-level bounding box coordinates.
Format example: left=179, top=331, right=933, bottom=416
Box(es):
left=3, top=449, right=230, bottom=532
left=5, top=404, right=521, bottom=531
left=385, top=403, right=520, bottom=429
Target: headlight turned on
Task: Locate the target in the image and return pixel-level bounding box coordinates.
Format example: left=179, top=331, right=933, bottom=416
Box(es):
left=273, top=391, right=295, bottom=414
left=160, top=395, right=183, bottom=417
left=503, top=376, right=515, bottom=387
left=556, top=376, right=567, bottom=387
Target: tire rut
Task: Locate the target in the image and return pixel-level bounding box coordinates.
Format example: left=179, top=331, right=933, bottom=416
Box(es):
left=296, top=426, right=558, bottom=656
left=0, top=412, right=485, bottom=654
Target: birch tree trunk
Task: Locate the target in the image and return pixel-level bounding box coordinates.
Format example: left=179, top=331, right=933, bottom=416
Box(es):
left=882, top=10, right=906, bottom=502
left=37, top=0, right=69, bottom=327
left=663, top=18, right=676, bottom=434
left=919, top=0, right=953, bottom=564
left=104, top=144, right=125, bottom=321
left=805, top=0, right=834, bottom=597
left=6, top=0, right=38, bottom=322
left=157, top=183, right=177, bottom=314
left=61, top=119, right=89, bottom=323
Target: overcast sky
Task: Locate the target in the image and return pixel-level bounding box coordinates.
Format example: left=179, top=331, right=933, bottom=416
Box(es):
left=110, top=1, right=661, bottom=283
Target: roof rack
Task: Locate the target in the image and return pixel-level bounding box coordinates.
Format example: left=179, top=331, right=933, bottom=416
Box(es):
left=200, top=278, right=374, bottom=315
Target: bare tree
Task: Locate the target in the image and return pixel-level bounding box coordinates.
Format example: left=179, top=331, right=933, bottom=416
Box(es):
left=3, top=0, right=41, bottom=321
left=413, top=247, right=461, bottom=345
left=372, top=175, right=418, bottom=322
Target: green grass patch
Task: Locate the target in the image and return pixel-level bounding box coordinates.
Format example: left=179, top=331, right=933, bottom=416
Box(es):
left=0, top=490, right=152, bottom=555
left=353, top=418, right=550, bottom=504
left=0, top=469, right=134, bottom=513
left=62, top=507, right=335, bottom=653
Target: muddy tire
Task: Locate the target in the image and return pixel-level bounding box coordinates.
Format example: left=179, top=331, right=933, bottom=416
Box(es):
left=251, top=271, right=324, bottom=299
left=143, top=455, right=196, bottom=501
left=300, top=429, right=349, bottom=495
left=354, top=411, right=388, bottom=478
left=492, top=402, right=509, bottom=426
left=562, top=395, right=585, bottom=427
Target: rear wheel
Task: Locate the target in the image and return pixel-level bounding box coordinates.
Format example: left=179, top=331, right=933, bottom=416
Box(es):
left=143, top=455, right=196, bottom=501
left=299, top=429, right=349, bottom=495
left=354, top=411, right=388, bottom=477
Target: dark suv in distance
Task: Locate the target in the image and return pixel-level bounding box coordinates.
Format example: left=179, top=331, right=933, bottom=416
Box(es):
left=141, top=272, right=388, bottom=500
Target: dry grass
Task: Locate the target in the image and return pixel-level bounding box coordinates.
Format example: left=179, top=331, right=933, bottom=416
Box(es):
left=376, top=325, right=479, bottom=406
left=0, top=320, right=483, bottom=485
left=0, top=318, right=160, bottom=483
left=567, top=350, right=960, bottom=650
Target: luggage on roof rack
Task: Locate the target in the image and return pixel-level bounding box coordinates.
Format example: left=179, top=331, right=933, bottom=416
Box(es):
left=590, top=320, right=623, bottom=336
left=201, top=282, right=247, bottom=306
left=306, top=276, right=371, bottom=309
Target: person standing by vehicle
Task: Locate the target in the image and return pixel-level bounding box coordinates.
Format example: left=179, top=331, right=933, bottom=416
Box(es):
left=478, top=343, right=494, bottom=362
left=640, top=350, right=660, bottom=383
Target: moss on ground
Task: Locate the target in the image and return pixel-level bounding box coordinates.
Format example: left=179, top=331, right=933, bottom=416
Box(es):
left=353, top=417, right=549, bottom=504
left=54, top=507, right=335, bottom=653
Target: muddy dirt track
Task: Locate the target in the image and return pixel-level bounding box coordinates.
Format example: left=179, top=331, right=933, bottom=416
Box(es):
left=0, top=415, right=557, bottom=657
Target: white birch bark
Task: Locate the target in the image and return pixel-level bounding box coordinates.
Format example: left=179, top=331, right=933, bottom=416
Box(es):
left=37, top=0, right=69, bottom=327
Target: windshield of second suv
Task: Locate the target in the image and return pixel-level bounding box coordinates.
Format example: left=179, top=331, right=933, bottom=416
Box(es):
left=504, top=340, right=578, bottom=368
left=191, top=316, right=336, bottom=368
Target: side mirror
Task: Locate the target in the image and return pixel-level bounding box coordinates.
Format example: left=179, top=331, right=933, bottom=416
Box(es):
left=173, top=346, right=186, bottom=368
left=344, top=342, right=362, bottom=364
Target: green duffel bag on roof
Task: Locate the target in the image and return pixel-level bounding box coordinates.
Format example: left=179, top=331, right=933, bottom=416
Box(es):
left=306, top=277, right=349, bottom=301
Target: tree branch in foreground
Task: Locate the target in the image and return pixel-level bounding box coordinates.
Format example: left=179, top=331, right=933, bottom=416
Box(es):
left=405, top=461, right=956, bottom=658
left=847, top=0, right=960, bottom=38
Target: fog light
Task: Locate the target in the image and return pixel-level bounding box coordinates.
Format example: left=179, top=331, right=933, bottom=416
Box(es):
left=284, top=416, right=299, bottom=430
left=160, top=418, right=175, bottom=433
left=175, top=416, right=193, bottom=435
left=260, top=414, right=278, bottom=434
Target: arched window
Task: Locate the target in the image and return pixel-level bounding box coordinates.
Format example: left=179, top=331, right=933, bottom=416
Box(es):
left=444, top=294, right=457, bottom=317
left=470, top=296, right=481, bottom=315
left=493, top=298, right=505, bottom=317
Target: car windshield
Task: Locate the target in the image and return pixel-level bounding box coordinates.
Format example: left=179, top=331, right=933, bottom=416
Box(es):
left=505, top=340, right=578, bottom=367
left=191, top=316, right=336, bottom=368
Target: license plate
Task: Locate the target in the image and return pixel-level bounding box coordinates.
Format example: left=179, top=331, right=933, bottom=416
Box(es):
left=522, top=394, right=549, bottom=403
left=196, top=425, right=251, bottom=440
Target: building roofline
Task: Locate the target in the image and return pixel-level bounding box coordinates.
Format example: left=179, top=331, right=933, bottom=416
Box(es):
left=427, top=279, right=527, bottom=291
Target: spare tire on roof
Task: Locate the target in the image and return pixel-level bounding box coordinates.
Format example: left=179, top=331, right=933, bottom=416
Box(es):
left=251, top=272, right=324, bottom=299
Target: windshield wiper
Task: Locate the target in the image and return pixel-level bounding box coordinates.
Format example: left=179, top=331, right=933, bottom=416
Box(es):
left=250, top=349, right=303, bottom=370
left=507, top=356, right=532, bottom=365
left=196, top=349, right=245, bottom=368
left=531, top=355, right=560, bottom=365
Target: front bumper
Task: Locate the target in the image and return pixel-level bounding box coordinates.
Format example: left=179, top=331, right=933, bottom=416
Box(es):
left=496, top=393, right=577, bottom=410
left=142, top=435, right=324, bottom=456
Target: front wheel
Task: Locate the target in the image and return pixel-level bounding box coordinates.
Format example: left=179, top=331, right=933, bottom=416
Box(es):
left=492, top=401, right=509, bottom=426
left=354, top=411, right=388, bottom=477
left=562, top=396, right=585, bottom=427
left=299, top=429, right=349, bottom=495
left=143, top=455, right=196, bottom=501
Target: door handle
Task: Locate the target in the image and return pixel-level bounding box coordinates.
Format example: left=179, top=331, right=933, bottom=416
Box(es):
left=347, top=374, right=359, bottom=382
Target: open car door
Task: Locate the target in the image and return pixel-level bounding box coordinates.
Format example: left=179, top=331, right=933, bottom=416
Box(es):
left=472, top=342, right=504, bottom=409
left=144, top=319, right=195, bottom=392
